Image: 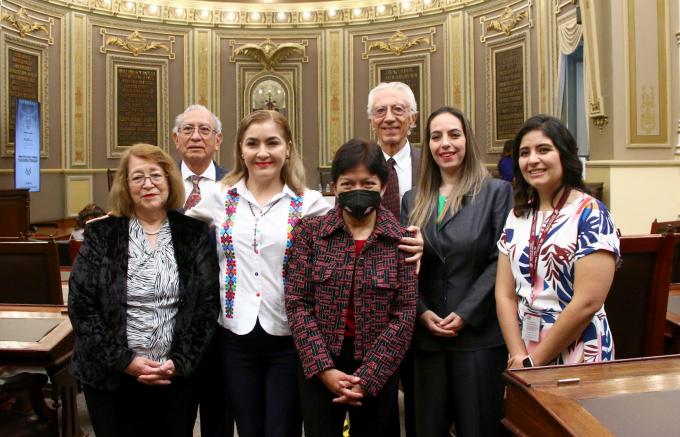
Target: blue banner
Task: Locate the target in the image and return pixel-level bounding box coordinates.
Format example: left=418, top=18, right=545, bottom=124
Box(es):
left=14, top=98, right=41, bottom=192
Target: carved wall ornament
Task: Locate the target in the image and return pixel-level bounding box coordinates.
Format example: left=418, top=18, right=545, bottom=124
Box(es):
left=1, top=7, right=52, bottom=43
left=640, top=86, right=657, bottom=135
left=232, top=39, right=307, bottom=71
left=100, top=29, right=174, bottom=58
left=480, top=2, right=532, bottom=43
left=361, top=28, right=436, bottom=60
left=591, top=115, right=608, bottom=134
left=367, top=31, right=431, bottom=56
left=485, top=7, right=528, bottom=36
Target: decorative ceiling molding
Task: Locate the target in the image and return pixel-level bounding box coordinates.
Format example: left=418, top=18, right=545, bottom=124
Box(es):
left=100, top=29, right=175, bottom=59
left=19, top=0, right=480, bottom=28
left=230, top=38, right=308, bottom=71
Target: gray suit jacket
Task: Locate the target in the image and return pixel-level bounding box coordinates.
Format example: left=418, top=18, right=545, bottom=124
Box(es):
left=402, top=178, right=513, bottom=351
left=409, top=144, right=420, bottom=187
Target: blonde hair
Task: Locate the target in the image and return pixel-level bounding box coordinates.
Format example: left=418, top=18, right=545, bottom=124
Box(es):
left=223, top=110, right=305, bottom=194
left=408, top=107, right=489, bottom=229
left=109, top=143, right=185, bottom=217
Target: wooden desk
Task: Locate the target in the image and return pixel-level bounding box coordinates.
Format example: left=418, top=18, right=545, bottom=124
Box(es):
left=503, top=355, right=680, bottom=436
left=666, top=285, right=680, bottom=354
left=0, top=304, right=83, bottom=436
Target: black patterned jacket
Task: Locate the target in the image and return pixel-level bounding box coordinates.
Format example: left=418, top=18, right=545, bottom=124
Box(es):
left=285, top=205, right=416, bottom=396
left=68, top=211, right=220, bottom=390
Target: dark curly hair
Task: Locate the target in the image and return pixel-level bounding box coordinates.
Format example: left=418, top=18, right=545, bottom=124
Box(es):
left=512, top=115, right=586, bottom=217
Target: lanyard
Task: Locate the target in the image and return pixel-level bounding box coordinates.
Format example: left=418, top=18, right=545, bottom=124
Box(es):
left=528, top=188, right=570, bottom=289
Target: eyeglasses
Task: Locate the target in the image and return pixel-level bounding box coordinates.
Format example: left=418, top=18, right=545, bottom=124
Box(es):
left=180, top=124, right=216, bottom=137
left=128, top=172, right=166, bottom=186
left=372, top=104, right=409, bottom=118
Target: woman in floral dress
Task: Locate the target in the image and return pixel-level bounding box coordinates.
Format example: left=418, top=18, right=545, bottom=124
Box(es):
left=495, top=115, right=620, bottom=368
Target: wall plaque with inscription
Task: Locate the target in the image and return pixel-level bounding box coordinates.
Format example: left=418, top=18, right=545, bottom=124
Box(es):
left=494, top=47, right=525, bottom=141
left=116, top=66, right=158, bottom=148
left=8, top=49, right=40, bottom=146
left=379, top=65, right=421, bottom=144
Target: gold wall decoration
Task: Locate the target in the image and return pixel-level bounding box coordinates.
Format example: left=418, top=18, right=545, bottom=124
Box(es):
left=194, top=29, right=213, bottom=108
left=627, top=0, right=668, bottom=146
left=480, top=1, right=533, bottom=43
left=640, top=86, right=656, bottom=135
left=581, top=0, right=606, bottom=121
left=367, top=31, right=430, bottom=56
left=1, top=7, right=53, bottom=44
left=362, top=28, right=436, bottom=59
left=231, top=38, right=308, bottom=71
left=591, top=115, right=609, bottom=133
left=324, top=30, right=344, bottom=166
left=70, top=12, right=88, bottom=166
left=485, top=7, right=527, bottom=35
left=100, top=29, right=175, bottom=59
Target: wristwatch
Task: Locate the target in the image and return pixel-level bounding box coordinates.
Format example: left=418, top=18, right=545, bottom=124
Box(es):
left=522, top=355, right=534, bottom=368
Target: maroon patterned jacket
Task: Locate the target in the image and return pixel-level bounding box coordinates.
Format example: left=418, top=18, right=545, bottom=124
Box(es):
left=285, top=205, right=416, bottom=396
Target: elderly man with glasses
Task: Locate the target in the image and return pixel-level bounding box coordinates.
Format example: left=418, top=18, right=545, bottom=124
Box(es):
left=367, top=82, right=421, bottom=437
left=173, top=104, right=228, bottom=211
left=172, top=104, right=233, bottom=437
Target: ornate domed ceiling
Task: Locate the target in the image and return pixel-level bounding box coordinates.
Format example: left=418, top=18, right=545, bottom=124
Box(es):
left=43, top=0, right=481, bottom=27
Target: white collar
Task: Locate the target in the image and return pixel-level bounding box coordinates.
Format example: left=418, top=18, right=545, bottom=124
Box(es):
left=233, top=179, right=295, bottom=207
left=382, top=141, right=411, bottom=170
left=181, top=161, right=216, bottom=181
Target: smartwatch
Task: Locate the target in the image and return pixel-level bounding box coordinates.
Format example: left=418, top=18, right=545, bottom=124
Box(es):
left=522, top=355, right=534, bottom=368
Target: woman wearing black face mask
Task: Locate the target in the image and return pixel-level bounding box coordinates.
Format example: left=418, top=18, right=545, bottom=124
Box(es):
left=285, top=139, right=417, bottom=437
left=402, top=107, right=513, bottom=437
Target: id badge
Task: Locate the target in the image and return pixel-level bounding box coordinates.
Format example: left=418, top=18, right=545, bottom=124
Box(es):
left=522, top=313, right=541, bottom=343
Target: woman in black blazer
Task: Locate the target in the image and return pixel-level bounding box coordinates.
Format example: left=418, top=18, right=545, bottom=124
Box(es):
left=69, top=143, right=220, bottom=437
left=402, top=107, right=512, bottom=437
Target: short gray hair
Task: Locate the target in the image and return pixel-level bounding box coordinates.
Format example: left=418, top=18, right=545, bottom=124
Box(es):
left=173, top=104, right=222, bottom=134
left=366, top=82, right=418, bottom=118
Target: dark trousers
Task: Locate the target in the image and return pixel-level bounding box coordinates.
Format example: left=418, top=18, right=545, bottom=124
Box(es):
left=83, top=374, right=196, bottom=437
left=299, top=337, right=399, bottom=437
left=219, top=321, right=302, bottom=437
left=196, top=327, right=234, bottom=437
left=413, top=346, right=508, bottom=437
left=387, top=349, right=416, bottom=437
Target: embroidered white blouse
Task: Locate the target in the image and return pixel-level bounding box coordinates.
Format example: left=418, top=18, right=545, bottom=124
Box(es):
left=187, top=179, right=330, bottom=336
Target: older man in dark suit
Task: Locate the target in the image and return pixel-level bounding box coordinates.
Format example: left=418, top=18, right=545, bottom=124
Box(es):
left=367, top=82, right=421, bottom=219
left=367, top=82, right=420, bottom=437
left=173, top=104, right=232, bottom=437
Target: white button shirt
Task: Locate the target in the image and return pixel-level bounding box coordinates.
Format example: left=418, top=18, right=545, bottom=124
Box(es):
left=187, top=179, right=331, bottom=336
left=382, top=141, right=412, bottom=199
left=180, top=161, right=218, bottom=201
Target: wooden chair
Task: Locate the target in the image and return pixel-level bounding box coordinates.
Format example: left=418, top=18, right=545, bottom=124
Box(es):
left=107, top=168, right=116, bottom=191
left=650, top=219, right=680, bottom=234
left=68, top=239, right=82, bottom=265
left=0, top=372, right=57, bottom=436
left=0, top=190, right=30, bottom=238
left=605, top=232, right=674, bottom=359
left=0, top=241, right=63, bottom=305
